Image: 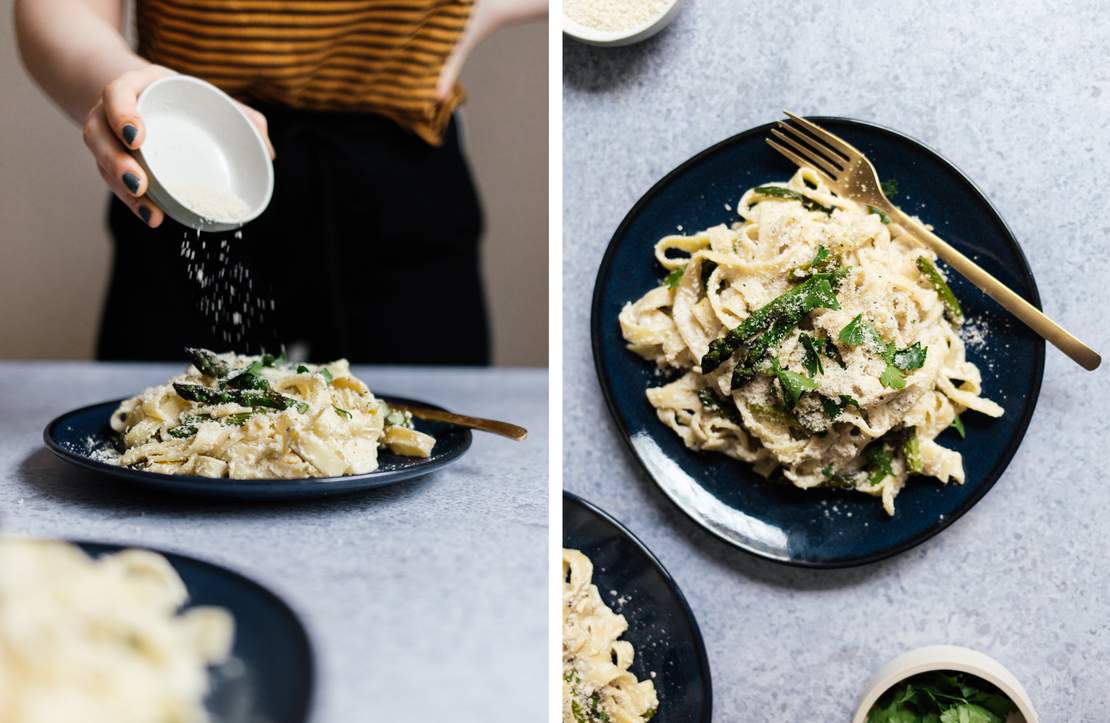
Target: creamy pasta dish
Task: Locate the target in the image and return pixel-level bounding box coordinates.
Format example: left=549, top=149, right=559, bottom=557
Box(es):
left=619, top=168, right=1002, bottom=514
left=0, top=539, right=233, bottom=723
left=109, top=349, right=435, bottom=478
left=563, top=549, right=657, bottom=723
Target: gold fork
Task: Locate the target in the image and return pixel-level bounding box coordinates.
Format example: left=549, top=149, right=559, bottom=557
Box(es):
left=388, top=401, right=528, bottom=441
left=767, top=111, right=1100, bottom=371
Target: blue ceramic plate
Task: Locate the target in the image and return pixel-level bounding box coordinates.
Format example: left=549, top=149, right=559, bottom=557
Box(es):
left=44, top=395, right=472, bottom=500
left=563, top=491, right=712, bottom=722
left=591, top=117, right=1045, bottom=568
left=78, top=540, right=313, bottom=723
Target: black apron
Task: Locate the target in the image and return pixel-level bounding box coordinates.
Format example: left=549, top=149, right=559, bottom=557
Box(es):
left=97, top=109, right=489, bottom=365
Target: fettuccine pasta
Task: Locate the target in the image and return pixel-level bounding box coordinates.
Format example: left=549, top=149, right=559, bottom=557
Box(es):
left=563, top=549, right=657, bottom=723
left=618, top=168, right=1002, bottom=514
left=0, top=539, right=233, bottom=723
left=109, top=350, right=435, bottom=478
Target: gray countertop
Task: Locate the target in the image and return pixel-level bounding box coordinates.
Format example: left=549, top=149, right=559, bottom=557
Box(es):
left=564, top=2, right=1110, bottom=720
left=0, top=362, right=547, bottom=723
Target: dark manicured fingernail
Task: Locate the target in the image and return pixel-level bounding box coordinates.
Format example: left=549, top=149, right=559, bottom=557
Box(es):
left=138, top=206, right=151, bottom=225
left=122, top=172, right=140, bottom=194
left=122, top=124, right=138, bottom=146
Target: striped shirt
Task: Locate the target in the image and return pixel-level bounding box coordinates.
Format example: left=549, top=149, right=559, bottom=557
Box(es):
left=136, top=0, right=473, bottom=145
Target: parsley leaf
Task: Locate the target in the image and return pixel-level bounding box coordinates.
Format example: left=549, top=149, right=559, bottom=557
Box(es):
left=868, top=205, right=891, bottom=224
left=333, top=405, right=352, bottom=419
left=319, top=368, right=333, bottom=383
left=663, top=265, right=686, bottom=289
left=770, top=357, right=816, bottom=410
left=296, top=364, right=310, bottom=374
left=824, top=337, right=847, bottom=368
left=950, top=413, right=966, bottom=439
left=893, top=342, right=928, bottom=371
left=866, top=442, right=894, bottom=486
left=880, top=178, right=899, bottom=197
left=880, top=363, right=907, bottom=389
left=799, top=333, right=824, bottom=377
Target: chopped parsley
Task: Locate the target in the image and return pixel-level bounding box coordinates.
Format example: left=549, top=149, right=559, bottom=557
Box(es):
left=296, top=364, right=310, bottom=374
left=333, top=406, right=353, bottom=419
left=663, top=265, right=686, bottom=289
left=319, top=368, right=333, bottom=383
left=820, top=394, right=861, bottom=419
left=880, top=178, right=899, bottom=198
left=866, top=442, right=894, bottom=486
left=799, top=333, right=824, bottom=377
left=770, top=357, right=816, bottom=410
left=838, top=315, right=928, bottom=389
left=950, top=413, right=966, bottom=438
left=867, top=205, right=891, bottom=224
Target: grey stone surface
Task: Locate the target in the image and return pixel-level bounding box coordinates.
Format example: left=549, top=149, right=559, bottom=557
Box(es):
left=565, top=2, right=1110, bottom=720
left=0, top=362, right=547, bottom=723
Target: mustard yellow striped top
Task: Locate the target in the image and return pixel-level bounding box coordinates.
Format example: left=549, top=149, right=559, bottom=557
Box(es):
left=136, top=0, right=473, bottom=145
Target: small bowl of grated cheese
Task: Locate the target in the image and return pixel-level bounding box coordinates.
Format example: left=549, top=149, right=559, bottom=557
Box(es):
left=563, top=0, right=683, bottom=46
left=134, top=75, right=274, bottom=232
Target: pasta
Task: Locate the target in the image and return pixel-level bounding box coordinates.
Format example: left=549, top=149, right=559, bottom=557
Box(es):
left=0, top=538, right=233, bottom=723
left=109, top=350, right=435, bottom=478
left=563, top=549, right=657, bottom=723
left=618, top=168, right=1003, bottom=515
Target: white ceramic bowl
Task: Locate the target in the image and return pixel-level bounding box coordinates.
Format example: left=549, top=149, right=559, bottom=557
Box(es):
left=853, top=645, right=1038, bottom=723
left=563, top=0, right=683, bottom=46
left=134, top=75, right=273, bottom=232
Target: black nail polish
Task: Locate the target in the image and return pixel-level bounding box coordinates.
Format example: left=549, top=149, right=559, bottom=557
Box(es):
left=122, top=124, right=138, bottom=146
left=122, top=172, right=140, bottom=194
left=138, top=206, right=151, bottom=225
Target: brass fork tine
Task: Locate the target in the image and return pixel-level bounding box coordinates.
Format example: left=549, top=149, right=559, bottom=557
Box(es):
left=765, top=139, right=837, bottom=183
left=783, top=111, right=857, bottom=158
left=770, top=127, right=842, bottom=177
left=775, top=121, right=848, bottom=169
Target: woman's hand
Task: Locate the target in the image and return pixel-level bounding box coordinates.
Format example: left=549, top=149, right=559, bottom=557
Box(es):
left=82, top=64, right=275, bottom=228
left=436, top=0, right=548, bottom=101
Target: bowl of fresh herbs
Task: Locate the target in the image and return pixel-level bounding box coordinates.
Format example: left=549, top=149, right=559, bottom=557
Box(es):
left=854, top=645, right=1037, bottom=723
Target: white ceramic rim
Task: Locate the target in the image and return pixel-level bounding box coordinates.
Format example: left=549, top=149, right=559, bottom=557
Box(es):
left=852, top=645, right=1038, bottom=723
left=134, top=74, right=274, bottom=232
left=562, top=0, right=683, bottom=46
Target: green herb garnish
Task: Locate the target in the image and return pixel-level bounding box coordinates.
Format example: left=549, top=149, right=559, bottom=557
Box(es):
left=333, top=406, right=353, bottom=419
left=697, top=387, right=742, bottom=425
left=296, top=364, right=310, bottom=374
left=770, top=357, right=816, bottom=410
left=916, top=257, right=964, bottom=322
left=799, top=333, right=824, bottom=377
left=663, top=265, right=686, bottom=289
left=820, top=394, right=861, bottom=419
left=260, top=352, right=286, bottom=367
left=223, top=361, right=268, bottom=391
left=320, top=368, right=333, bottom=383
left=866, top=442, right=894, bottom=486
left=838, top=315, right=928, bottom=389
left=950, top=413, right=966, bottom=439
left=867, top=205, right=891, bottom=224
left=880, top=178, right=899, bottom=198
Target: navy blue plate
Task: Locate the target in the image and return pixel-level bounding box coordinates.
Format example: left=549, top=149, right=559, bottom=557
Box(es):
left=591, top=117, right=1045, bottom=568
left=44, top=395, right=472, bottom=500
left=563, top=491, right=712, bottom=723
left=78, top=541, right=313, bottom=723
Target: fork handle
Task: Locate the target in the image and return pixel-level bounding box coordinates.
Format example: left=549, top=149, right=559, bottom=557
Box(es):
left=388, top=402, right=528, bottom=441
left=887, top=206, right=1101, bottom=370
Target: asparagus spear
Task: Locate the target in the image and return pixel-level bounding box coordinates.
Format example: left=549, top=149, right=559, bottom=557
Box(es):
left=173, top=382, right=299, bottom=411
left=223, top=361, right=270, bottom=391
left=702, top=272, right=843, bottom=373
left=185, top=348, right=229, bottom=379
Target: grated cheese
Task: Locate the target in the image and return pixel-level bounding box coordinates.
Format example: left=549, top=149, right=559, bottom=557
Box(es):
left=564, top=0, right=674, bottom=32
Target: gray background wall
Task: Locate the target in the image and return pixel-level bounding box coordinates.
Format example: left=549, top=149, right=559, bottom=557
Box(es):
left=0, top=2, right=547, bottom=366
